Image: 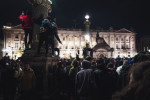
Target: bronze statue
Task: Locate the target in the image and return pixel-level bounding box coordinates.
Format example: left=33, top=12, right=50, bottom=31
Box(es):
left=37, top=18, right=62, bottom=56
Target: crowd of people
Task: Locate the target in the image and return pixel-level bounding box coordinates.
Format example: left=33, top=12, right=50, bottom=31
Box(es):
left=0, top=55, right=36, bottom=100
left=0, top=52, right=150, bottom=100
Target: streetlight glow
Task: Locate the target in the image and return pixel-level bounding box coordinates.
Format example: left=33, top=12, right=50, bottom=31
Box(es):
left=85, top=14, right=90, bottom=20
left=85, top=34, right=90, bottom=42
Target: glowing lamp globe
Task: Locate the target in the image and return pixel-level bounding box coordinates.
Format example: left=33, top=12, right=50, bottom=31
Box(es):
left=85, top=15, right=90, bottom=20
left=85, top=34, right=90, bottom=42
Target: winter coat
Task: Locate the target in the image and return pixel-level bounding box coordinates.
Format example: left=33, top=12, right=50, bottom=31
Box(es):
left=21, top=68, right=36, bottom=91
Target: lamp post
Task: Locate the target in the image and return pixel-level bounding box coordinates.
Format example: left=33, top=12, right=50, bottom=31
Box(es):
left=84, top=14, right=91, bottom=43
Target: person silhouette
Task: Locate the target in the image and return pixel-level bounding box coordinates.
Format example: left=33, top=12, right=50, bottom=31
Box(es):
left=38, top=17, right=62, bottom=56
left=19, top=10, right=33, bottom=49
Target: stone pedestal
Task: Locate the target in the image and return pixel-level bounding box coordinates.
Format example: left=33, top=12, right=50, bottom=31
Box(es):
left=21, top=56, right=59, bottom=96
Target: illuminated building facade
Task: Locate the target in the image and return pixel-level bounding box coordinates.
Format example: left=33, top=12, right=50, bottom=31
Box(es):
left=2, top=25, right=25, bottom=59
left=2, top=25, right=137, bottom=59
left=136, top=35, right=150, bottom=52
left=58, top=28, right=137, bottom=58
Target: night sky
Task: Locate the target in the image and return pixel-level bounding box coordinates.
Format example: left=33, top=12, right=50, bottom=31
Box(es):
left=0, top=0, right=150, bottom=38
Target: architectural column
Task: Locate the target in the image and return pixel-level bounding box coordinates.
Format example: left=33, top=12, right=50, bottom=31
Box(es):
left=109, top=34, right=111, bottom=47
left=129, top=36, right=132, bottom=50
left=108, top=33, right=110, bottom=46
left=114, top=35, right=116, bottom=49
left=124, top=36, right=126, bottom=48
left=80, top=36, right=82, bottom=49
left=120, top=36, right=121, bottom=49
left=65, top=35, right=67, bottom=49
left=91, top=36, right=93, bottom=48
left=74, top=36, right=75, bottom=49
left=67, top=35, right=69, bottom=49
left=11, top=34, right=13, bottom=48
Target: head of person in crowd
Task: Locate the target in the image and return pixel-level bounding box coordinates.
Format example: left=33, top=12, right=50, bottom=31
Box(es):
left=133, top=52, right=150, bottom=63
left=123, top=59, right=129, bottom=65
left=58, top=61, right=63, bottom=68
left=96, top=58, right=105, bottom=70
left=24, top=63, right=30, bottom=71
left=107, top=62, right=114, bottom=70
left=81, top=60, right=91, bottom=69
left=15, top=63, right=21, bottom=70
left=91, top=60, right=96, bottom=70
left=112, top=61, right=150, bottom=100
left=72, top=60, right=79, bottom=68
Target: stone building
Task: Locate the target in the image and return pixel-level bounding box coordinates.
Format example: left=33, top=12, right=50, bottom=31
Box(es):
left=2, top=25, right=137, bottom=59
left=2, top=25, right=25, bottom=59
left=57, top=28, right=137, bottom=58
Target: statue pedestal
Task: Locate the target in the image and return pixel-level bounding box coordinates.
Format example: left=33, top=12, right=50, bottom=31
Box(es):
left=21, top=56, right=59, bottom=97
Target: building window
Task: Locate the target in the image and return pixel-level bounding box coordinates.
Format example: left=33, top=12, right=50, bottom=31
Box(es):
left=22, top=43, right=25, bottom=49
left=65, top=46, right=68, bottom=49
left=128, top=52, right=130, bottom=54
left=15, top=34, right=19, bottom=39
left=116, top=37, right=118, bottom=41
left=121, top=44, right=125, bottom=49
left=63, top=37, right=65, bottom=41
left=132, top=44, right=134, bottom=48
left=21, top=35, right=25, bottom=40
left=116, top=44, right=119, bottom=49
left=8, top=41, right=11, bottom=47
left=121, top=38, right=124, bottom=41
left=126, top=37, right=129, bottom=41
left=15, top=43, right=18, bottom=49
left=126, top=44, right=129, bottom=48
left=111, top=37, right=113, bottom=41
left=7, top=33, right=11, bottom=38
left=118, top=52, right=120, bottom=54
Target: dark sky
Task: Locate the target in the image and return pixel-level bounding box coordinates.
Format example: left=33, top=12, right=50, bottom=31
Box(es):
left=0, top=0, right=150, bottom=36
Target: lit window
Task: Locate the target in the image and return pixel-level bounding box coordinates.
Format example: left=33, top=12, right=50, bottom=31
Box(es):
left=15, top=43, right=18, bottom=49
